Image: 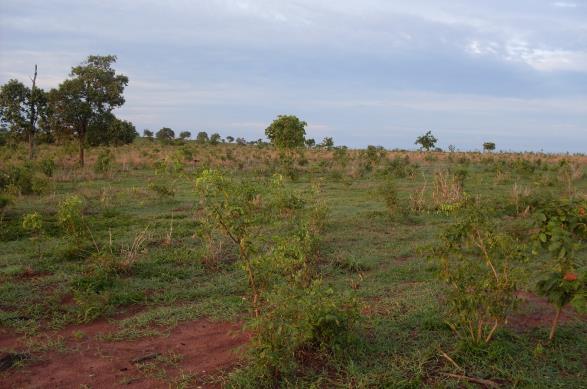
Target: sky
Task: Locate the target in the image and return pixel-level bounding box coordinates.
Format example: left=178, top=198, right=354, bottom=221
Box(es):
left=1, top=0, right=586, bottom=152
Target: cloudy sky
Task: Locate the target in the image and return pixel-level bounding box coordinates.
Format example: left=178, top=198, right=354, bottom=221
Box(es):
left=1, top=0, right=586, bottom=152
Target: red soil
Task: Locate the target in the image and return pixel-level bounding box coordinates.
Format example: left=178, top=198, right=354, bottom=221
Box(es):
left=507, top=291, right=582, bottom=330
left=0, top=318, right=249, bottom=388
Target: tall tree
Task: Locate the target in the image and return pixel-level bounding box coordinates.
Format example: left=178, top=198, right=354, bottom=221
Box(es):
left=47, top=55, right=128, bottom=166
left=0, top=65, right=46, bottom=159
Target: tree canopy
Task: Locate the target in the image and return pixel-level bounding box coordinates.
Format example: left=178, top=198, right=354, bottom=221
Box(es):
left=156, top=127, right=175, bottom=142
left=0, top=74, right=46, bottom=158
left=415, top=131, right=438, bottom=151
left=265, top=115, right=307, bottom=149
left=47, top=55, right=128, bottom=166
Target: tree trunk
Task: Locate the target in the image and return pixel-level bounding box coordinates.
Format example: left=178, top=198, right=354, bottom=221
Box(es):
left=28, top=132, right=34, bottom=160
left=79, top=137, right=85, bottom=167
left=28, top=64, right=38, bottom=160
left=549, top=306, right=562, bottom=341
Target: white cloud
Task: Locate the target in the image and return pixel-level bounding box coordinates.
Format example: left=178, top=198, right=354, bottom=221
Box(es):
left=552, top=2, right=578, bottom=8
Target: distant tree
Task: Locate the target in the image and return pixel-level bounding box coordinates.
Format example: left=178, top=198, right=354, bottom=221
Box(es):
left=305, top=138, right=315, bottom=148
left=86, top=114, right=137, bottom=146
left=319, top=137, right=334, bottom=150
left=156, top=127, right=175, bottom=142
left=143, top=129, right=154, bottom=139
left=448, top=144, right=456, bottom=152
left=226, top=135, right=234, bottom=143
left=0, top=66, right=47, bottom=159
left=209, top=132, right=221, bottom=145
left=108, top=118, right=137, bottom=146
left=483, top=142, right=496, bottom=152
left=196, top=131, right=209, bottom=144
left=179, top=131, right=191, bottom=140
left=415, top=130, right=437, bottom=151
left=265, top=115, right=306, bottom=149
left=236, top=137, right=246, bottom=145
left=47, top=55, right=128, bottom=166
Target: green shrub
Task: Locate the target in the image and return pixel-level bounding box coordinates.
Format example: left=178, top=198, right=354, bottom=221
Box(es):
left=247, top=280, right=359, bottom=380
left=94, top=149, right=114, bottom=174
left=533, top=199, right=587, bottom=340
left=433, top=207, right=526, bottom=345
left=39, top=157, right=56, bottom=177
left=57, top=195, right=85, bottom=239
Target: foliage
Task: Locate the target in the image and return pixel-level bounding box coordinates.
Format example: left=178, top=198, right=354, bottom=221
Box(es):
left=319, top=137, right=334, bottom=150
left=178, top=131, right=191, bottom=140
left=209, top=132, right=221, bottom=145
left=94, top=149, right=114, bottom=174
left=533, top=199, right=587, bottom=339
left=38, top=157, right=56, bottom=177
left=143, top=129, right=154, bottom=139
left=46, top=55, right=128, bottom=166
left=57, top=195, right=85, bottom=240
left=360, top=145, right=386, bottom=172
left=156, top=127, right=175, bottom=143
left=483, top=142, right=496, bottom=152
left=248, top=280, right=358, bottom=380
left=0, top=77, right=47, bottom=159
left=22, top=212, right=44, bottom=258
left=265, top=115, right=307, bottom=149
left=415, top=130, right=437, bottom=151
left=196, top=131, right=209, bottom=144
left=379, top=177, right=402, bottom=217
left=434, top=208, right=525, bottom=344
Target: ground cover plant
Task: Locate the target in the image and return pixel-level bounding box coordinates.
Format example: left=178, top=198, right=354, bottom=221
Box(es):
left=0, top=137, right=586, bottom=387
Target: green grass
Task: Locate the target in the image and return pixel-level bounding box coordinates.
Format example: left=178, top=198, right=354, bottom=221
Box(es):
left=1, top=144, right=586, bottom=387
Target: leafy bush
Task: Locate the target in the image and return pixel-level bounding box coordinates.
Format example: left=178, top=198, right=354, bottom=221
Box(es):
left=94, top=149, right=114, bottom=174
left=533, top=199, right=587, bottom=339
left=247, top=280, right=358, bottom=380
left=38, top=157, right=56, bottom=177
left=433, top=208, right=526, bottom=345
left=57, top=195, right=85, bottom=240
left=379, top=177, right=402, bottom=217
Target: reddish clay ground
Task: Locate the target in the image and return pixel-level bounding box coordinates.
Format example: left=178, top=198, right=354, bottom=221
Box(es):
left=507, top=291, right=582, bottom=330
left=0, top=318, right=249, bottom=388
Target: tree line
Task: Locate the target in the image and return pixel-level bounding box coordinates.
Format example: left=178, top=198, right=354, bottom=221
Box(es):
left=0, top=55, right=133, bottom=166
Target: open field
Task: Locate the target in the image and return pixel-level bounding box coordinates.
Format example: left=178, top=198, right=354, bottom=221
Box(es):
left=1, top=141, right=586, bottom=388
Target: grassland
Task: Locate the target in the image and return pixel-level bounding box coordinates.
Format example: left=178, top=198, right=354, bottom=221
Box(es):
left=1, top=141, right=586, bottom=387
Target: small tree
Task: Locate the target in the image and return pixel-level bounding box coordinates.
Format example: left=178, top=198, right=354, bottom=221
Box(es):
left=179, top=131, right=191, bottom=140
left=196, top=131, right=209, bottom=144
left=483, top=142, right=496, bottom=152
left=22, top=212, right=44, bottom=259
left=156, top=127, right=175, bottom=143
left=143, top=129, right=154, bottom=139
left=319, top=137, right=334, bottom=150
left=534, top=200, right=587, bottom=340
left=226, top=135, right=234, bottom=143
left=0, top=66, right=47, bottom=159
left=47, top=55, right=128, bottom=166
left=209, top=132, right=221, bottom=145
left=265, top=115, right=306, bottom=150
left=305, top=138, right=315, bottom=148
left=415, top=130, right=437, bottom=151
left=236, top=137, right=246, bottom=145
left=110, top=118, right=137, bottom=146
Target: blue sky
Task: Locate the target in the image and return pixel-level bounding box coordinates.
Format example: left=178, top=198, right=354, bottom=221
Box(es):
left=1, top=0, right=586, bottom=152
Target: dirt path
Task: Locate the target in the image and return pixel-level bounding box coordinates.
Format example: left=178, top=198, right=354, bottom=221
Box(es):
left=0, top=319, right=249, bottom=388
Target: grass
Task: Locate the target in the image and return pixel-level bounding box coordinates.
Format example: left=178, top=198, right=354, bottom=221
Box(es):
left=1, top=141, right=586, bottom=387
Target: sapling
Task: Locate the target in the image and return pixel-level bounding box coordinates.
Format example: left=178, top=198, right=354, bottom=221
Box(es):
left=22, top=212, right=43, bottom=259
left=533, top=199, right=587, bottom=340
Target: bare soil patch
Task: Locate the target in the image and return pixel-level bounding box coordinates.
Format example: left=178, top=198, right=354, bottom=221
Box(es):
left=507, top=291, right=584, bottom=331
left=0, top=318, right=248, bottom=388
